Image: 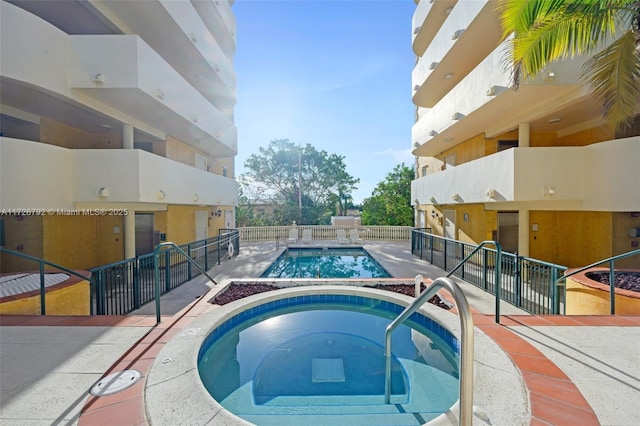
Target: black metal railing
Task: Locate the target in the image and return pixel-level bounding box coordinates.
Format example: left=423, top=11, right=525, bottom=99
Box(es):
left=411, top=229, right=567, bottom=315
left=89, top=229, right=239, bottom=315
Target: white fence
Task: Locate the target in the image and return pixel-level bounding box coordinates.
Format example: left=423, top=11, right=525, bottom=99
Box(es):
left=238, top=226, right=413, bottom=243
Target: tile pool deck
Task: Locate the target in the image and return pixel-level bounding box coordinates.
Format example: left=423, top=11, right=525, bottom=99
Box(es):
left=1, top=242, right=639, bottom=425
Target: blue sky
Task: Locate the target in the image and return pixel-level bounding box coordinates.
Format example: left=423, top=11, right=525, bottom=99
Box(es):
left=233, top=0, right=416, bottom=204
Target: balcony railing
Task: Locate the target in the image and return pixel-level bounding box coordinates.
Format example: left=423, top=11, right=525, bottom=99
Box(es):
left=238, top=225, right=414, bottom=243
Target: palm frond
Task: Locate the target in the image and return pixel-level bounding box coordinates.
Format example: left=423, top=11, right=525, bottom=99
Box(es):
left=497, top=0, right=631, bottom=89
left=580, top=30, right=640, bottom=131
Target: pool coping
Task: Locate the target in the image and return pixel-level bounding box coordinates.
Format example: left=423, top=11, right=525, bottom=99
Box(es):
left=142, top=283, right=530, bottom=426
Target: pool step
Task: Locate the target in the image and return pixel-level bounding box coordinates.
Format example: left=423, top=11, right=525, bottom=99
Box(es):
left=240, top=412, right=440, bottom=426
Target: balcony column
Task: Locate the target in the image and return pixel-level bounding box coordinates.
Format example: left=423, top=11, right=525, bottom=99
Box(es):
left=518, top=209, right=529, bottom=257
left=517, top=123, right=530, bottom=256
left=518, top=122, right=530, bottom=147
left=122, top=124, right=135, bottom=258
left=123, top=124, right=134, bottom=149
left=124, top=211, right=136, bottom=259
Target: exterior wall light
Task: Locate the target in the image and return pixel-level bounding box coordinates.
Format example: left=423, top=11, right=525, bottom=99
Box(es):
left=451, top=29, right=465, bottom=40
left=96, top=187, right=110, bottom=197
left=214, top=209, right=222, bottom=217
left=486, top=85, right=507, bottom=96
left=93, top=73, right=105, bottom=85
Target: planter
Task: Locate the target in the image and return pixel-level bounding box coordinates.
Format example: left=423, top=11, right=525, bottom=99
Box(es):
left=565, top=268, right=640, bottom=315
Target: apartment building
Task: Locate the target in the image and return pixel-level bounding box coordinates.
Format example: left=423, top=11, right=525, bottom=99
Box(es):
left=0, top=0, right=239, bottom=272
left=410, top=0, right=640, bottom=268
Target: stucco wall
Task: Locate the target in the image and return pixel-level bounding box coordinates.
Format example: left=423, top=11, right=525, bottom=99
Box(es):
left=0, top=278, right=90, bottom=315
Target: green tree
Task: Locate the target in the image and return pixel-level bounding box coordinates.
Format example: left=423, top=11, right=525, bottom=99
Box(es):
left=361, top=164, right=414, bottom=226
left=242, top=139, right=359, bottom=225
left=498, top=0, right=640, bottom=131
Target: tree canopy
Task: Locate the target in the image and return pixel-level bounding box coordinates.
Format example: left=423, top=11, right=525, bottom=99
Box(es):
left=361, top=164, right=414, bottom=226
left=498, top=0, right=640, bottom=131
left=240, top=139, right=359, bottom=225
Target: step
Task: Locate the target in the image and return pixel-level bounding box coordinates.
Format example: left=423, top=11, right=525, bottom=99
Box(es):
left=240, top=412, right=442, bottom=426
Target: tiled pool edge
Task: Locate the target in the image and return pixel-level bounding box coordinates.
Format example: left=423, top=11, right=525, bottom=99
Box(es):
left=141, top=284, right=529, bottom=426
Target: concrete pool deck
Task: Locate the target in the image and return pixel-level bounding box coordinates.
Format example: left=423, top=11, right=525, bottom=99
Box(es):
left=0, top=242, right=639, bottom=425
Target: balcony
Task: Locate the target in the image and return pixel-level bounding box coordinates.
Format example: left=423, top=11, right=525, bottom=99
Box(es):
left=411, top=138, right=640, bottom=212
left=412, top=0, right=458, bottom=57
left=412, top=44, right=589, bottom=158
left=70, top=36, right=237, bottom=157
left=1, top=2, right=237, bottom=157
left=0, top=138, right=239, bottom=209
left=412, top=1, right=501, bottom=108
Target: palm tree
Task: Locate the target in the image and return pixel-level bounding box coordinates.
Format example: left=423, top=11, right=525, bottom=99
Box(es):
left=498, top=0, right=640, bottom=131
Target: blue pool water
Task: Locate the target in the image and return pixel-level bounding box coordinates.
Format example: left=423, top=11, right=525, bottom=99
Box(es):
left=261, top=248, right=391, bottom=278
left=198, top=294, right=460, bottom=425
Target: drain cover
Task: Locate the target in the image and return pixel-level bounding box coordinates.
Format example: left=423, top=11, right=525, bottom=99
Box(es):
left=90, top=370, right=141, bottom=396
left=312, top=358, right=345, bottom=383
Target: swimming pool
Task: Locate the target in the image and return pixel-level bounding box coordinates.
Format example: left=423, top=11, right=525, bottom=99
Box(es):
left=261, top=248, right=391, bottom=278
left=197, top=292, right=459, bottom=425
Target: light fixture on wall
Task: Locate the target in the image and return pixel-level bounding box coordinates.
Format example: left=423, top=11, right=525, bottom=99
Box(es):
left=543, top=186, right=555, bottom=197
left=96, top=187, right=110, bottom=197
left=486, top=188, right=498, bottom=199
left=429, top=130, right=438, bottom=137
left=191, top=115, right=199, bottom=123
left=413, top=141, right=420, bottom=148
left=428, top=62, right=439, bottom=70
left=486, top=85, right=507, bottom=96
left=92, top=73, right=105, bottom=85
left=452, top=112, right=465, bottom=121
left=413, top=26, right=422, bottom=35
left=451, top=29, right=465, bottom=40
left=156, top=190, right=166, bottom=200
left=214, top=208, right=222, bottom=217
left=155, top=89, right=165, bottom=99
left=414, top=198, right=420, bottom=206
left=193, top=193, right=199, bottom=203
left=451, top=193, right=461, bottom=202
left=544, top=70, right=556, bottom=80
left=413, top=84, right=421, bottom=91
left=429, top=196, right=437, bottom=204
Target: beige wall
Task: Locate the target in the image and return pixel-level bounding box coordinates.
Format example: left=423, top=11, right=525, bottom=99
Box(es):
left=40, top=118, right=123, bottom=149
left=1, top=215, right=44, bottom=271
left=42, top=215, right=124, bottom=269
left=1, top=214, right=124, bottom=272
left=166, top=136, right=205, bottom=168
left=529, top=211, right=613, bottom=268
left=557, top=126, right=615, bottom=147
left=612, top=212, right=640, bottom=268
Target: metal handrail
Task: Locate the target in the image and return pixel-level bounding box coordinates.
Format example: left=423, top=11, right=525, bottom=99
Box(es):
left=553, top=249, right=640, bottom=315
left=445, top=240, right=502, bottom=323
left=153, top=242, right=218, bottom=324
left=0, top=247, right=94, bottom=315
left=384, top=276, right=474, bottom=426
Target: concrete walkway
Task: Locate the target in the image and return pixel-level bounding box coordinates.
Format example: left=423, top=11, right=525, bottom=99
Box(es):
left=1, top=241, right=639, bottom=425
